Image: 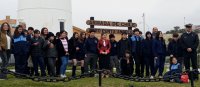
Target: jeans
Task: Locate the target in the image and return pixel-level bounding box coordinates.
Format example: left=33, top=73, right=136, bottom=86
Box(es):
left=60, top=56, right=69, bottom=75
left=31, top=55, right=46, bottom=76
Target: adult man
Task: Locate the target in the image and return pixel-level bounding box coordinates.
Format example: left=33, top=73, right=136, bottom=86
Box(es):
left=180, top=24, right=199, bottom=80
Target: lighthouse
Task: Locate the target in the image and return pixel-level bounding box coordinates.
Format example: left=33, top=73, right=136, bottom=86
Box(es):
left=17, top=0, right=73, bottom=36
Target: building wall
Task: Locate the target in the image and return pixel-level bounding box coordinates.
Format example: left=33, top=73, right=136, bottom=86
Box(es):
left=18, top=0, right=73, bottom=37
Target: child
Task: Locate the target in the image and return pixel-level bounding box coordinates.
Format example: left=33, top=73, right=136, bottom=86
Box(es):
left=109, top=34, right=120, bottom=74
left=30, top=30, right=46, bottom=76
left=152, top=31, right=167, bottom=78
left=43, top=32, right=57, bottom=77
left=97, top=33, right=111, bottom=70
left=120, top=50, right=134, bottom=76
left=69, top=32, right=79, bottom=78
left=142, top=31, right=154, bottom=78
left=13, top=25, right=30, bottom=75
left=168, top=33, right=182, bottom=68
left=163, top=57, right=182, bottom=83
left=56, top=31, right=69, bottom=78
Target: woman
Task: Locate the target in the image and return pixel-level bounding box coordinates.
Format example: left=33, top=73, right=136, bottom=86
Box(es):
left=56, top=31, right=69, bottom=78
left=69, top=32, right=79, bottom=78
left=142, top=31, right=154, bottom=78
left=97, top=33, right=111, bottom=78
left=152, top=31, right=167, bottom=78
left=41, top=27, right=49, bottom=39
left=43, top=32, right=57, bottom=77
left=40, top=27, right=49, bottom=74
left=76, top=32, right=86, bottom=75
left=13, top=25, right=30, bottom=75
left=0, top=22, right=12, bottom=79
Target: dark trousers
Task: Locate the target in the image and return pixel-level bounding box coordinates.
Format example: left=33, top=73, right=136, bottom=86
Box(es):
left=183, top=52, right=198, bottom=70
left=47, top=57, right=56, bottom=76
left=44, top=57, right=50, bottom=75
left=163, top=70, right=182, bottom=83
left=154, top=55, right=165, bottom=76
left=14, top=53, right=28, bottom=74
left=144, top=55, right=154, bottom=76
left=56, top=57, right=61, bottom=76
left=99, top=54, right=110, bottom=70
left=84, top=53, right=98, bottom=73
left=32, top=55, right=46, bottom=76
left=110, top=55, right=120, bottom=74
left=0, top=50, right=11, bottom=69
left=133, top=54, right=142, bottom=76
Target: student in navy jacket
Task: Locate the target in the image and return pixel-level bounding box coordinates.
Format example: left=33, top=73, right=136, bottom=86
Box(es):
left=142, top=31, right=154, bottom=78
left=129, top=28, right=143, bottom=77
left=168, top=33, right=183, bottom=65
left=109, top=34, right=120, bottom=74
left=117, top=32, right=131, bottom=59
left=30, top=30, right=46, bottom=76
left=13, top=25, right=30, bottom=75
left=120, top=50, right=134, bottom=76
left=152, top=31, right=167, bottom=78
left=84, top=29, right=99, bottom=74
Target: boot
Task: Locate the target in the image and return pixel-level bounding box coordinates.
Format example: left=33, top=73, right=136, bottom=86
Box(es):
left=81, top=67, right=84, bottom=75
left=72, top=66, right=76, bottom=78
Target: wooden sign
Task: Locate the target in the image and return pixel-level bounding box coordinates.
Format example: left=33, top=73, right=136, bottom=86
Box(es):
left=87, top=28, right=133, bottom=34
left=86, top=20, right=137, bottom=27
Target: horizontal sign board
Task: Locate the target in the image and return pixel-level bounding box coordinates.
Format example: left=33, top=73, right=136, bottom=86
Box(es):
left=86, top=28, right=133, bottom=34
left=86, top=20, right=137, bottom=27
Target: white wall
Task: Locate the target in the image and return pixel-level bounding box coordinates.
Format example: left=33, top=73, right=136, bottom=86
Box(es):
left=18, top=0, right=73, bottom=37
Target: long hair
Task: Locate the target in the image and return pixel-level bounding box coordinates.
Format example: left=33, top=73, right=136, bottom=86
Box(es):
left=145, top=31, right=153, bottom=40
left=41, top=27, right=48, bottom=36
left=14, top=25, right=23, bottom=37
left=155, top=31, right=165, bottom=44
left=59, top=30, right=68, bottom=39
left=78, top=32, right=86, bottom=43
left=0, top=22, right=11, bottom=35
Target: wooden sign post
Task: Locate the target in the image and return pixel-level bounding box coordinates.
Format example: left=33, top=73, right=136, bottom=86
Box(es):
left=86, top=17, right=137, bottom=34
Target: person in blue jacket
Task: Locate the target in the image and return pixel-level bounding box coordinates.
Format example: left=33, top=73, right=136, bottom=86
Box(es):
left=13, top=25, right=30, bottom=75
left=142, top=31, right=154, bottom=78
left=129, top=28, right=143, bottom=77
left=152, top=31, right=167, bottom=78
left=163, top=57, right=182, bottom=83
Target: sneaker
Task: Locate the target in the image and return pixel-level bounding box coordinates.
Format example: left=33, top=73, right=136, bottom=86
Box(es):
left=63, top=74, right=67, bottom=78
left=60, top=74, right=65, bottom=78
left=150, top=76, right=154, bottom=79
left=158, top=76, right=163, bottom=79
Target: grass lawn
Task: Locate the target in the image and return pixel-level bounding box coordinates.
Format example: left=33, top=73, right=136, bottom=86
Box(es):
left=0, top=72, right=199, bottom=87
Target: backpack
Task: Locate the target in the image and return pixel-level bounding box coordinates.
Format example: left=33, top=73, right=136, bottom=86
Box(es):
left=181, top=72, right=189, bottom=83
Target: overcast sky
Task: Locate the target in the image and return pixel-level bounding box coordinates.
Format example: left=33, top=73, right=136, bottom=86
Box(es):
left=0, top=0, right=200, bottom=32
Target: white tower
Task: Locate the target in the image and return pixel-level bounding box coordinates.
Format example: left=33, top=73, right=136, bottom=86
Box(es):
left=18, top=0, right=72, bottom=37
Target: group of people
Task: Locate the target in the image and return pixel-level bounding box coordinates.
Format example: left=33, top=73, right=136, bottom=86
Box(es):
left=0, top=22, right=199, bottom=80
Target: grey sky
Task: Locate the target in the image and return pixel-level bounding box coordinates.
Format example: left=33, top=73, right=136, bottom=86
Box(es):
left=0, top=0, right=200, bottom=32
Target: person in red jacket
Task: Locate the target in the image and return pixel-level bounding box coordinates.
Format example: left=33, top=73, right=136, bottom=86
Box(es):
left=97, top=33, right=111, bottom=76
